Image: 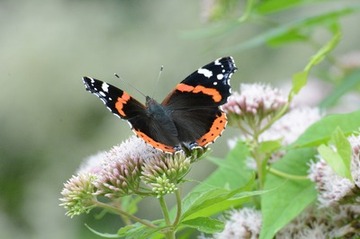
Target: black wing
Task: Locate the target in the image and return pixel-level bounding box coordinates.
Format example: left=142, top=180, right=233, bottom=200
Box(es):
left=161, top=56, right=237, bottom=145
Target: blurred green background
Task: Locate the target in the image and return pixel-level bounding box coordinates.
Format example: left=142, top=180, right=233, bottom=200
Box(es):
left=1, top=0, right=360, bottom=238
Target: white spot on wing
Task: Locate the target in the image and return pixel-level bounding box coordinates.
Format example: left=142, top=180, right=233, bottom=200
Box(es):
left=217, top=74, right=224, bottom=80
left=213, top=82, right=218, bottom=85
left=102, top=82, right=109, bottom=92
left=214, top=58, right=221, bottom=65
left=198, top=68, right=213, bottom=78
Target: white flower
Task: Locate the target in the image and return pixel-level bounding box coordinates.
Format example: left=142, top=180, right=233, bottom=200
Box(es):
left=227, top=107, right=322, bottom=160
left=77, top=151, right=107, bottom=175
left=223, top=83, right=287, bottom=117
left=214, top=208, right=262, bottom=239
left=308, top=134, right=360, bottom=207
left=308, top=158, right=355, bottom=207
left=260, top=107, right=322, bottom=145
left=348, top=134, right=360, bottom=187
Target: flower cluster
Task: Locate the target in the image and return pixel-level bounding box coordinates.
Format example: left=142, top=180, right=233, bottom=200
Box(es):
left=277, top=205, right=360, bottom=238
left=214, top=208, right=262, bottom=239
left=60, top=136, right=204, bottom=217
left=59, top=173, right=97, bottom=217
left=222, top=83, right=287, bottom=131
left=308, top=134, right=360, bottom=207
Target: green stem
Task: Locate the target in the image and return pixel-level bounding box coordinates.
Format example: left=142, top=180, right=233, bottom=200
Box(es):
left=239, top=0, right=255, bottom=22
left=172, top=189, right=182, bottom=227
left=268, top=167, right=309, bottom=180
left=94, top=201, right=157, bottom=229
left=259, top=102, right=290, bottom=135
left=159, top=196, right=175, bottom=239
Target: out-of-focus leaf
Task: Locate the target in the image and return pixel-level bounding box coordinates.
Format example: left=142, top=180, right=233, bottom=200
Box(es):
left=290, top=25, right=341, bottom=99
left=320, top=69, right=360, bottom=108
left=256, top=0, right=324, bottom=14
left=181, top=217, right=224, bottom=234
left=267, top=29, right=308, bottom=46
left=85, top=224, right=120, bottom=238
left=228, top=7, right=355, bottom=52
left=289, top=110, right=360, bottom=149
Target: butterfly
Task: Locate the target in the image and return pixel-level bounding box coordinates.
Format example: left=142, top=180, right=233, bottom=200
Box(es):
left=83, top=56, right=237, bottom=153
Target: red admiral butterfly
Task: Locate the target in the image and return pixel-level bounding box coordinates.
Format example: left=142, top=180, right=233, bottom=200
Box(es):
left=83, top=56, right=237, bottom=153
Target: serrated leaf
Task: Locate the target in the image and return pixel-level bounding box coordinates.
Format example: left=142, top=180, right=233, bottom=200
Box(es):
left=181, top=178, right=256, bottom=221
left=181, top=217, right=224, bottom=234
left=120, top=223, right=163, bottom=239
left=259, top=148, right=317, bottom=239
left=289, top=110, right=360, bottom=149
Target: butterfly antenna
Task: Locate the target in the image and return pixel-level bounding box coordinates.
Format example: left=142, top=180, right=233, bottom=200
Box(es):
left=114, top=73, right=147, bottom=98
left=152, top=65, right=164, bottom=98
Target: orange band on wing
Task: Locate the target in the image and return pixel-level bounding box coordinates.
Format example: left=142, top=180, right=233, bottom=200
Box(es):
left=134, top=129, right=175, bottom=153
left=176, top=83, right=222, bottom=102
left=115, top=92, right=131, bottom=117
left=196, top=112, right=227, bottom=147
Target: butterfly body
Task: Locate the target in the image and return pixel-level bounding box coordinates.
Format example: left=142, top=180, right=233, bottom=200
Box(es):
left=83, top=56, right=237, bottom=153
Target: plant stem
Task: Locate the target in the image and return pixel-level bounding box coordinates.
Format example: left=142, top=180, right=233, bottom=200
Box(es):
left=172, top=189, right=182, bottom=227
left=268, top=167, right=309, bottom=180
left=159, top=196, right=175, bottom=239
left=94, top=201, right=157, bottom=229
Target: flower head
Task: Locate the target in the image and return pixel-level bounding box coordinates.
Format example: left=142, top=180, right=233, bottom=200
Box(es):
left=222, top=83, right=287, bottom=127
left=59, top=173, right=97, bottom=217
left=95, top=136, right=161, bottom=198
left=308, top=158, right=355, bottom=207
left=141, top=151, right=191, bottom=197
left=348, top=134, right=360, bottom=187
left=308, top=134, right=360, bottom=207
left=214, top=207, right=262, bottom=239
left=77, top=151, right=107, bottom=175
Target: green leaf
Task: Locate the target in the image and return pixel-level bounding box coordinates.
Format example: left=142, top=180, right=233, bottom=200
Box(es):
left=192, top=141, right=252, bottom=191
left=317, top=128, right=352, bottom=179
left=289, top=110, right=360, bottom=149
left=181, top=178, right=257, bottom=221
left=85, top=224, right=120, bottom=238
left=181, top=217, right=224, bottom=234
left=291, top=71, right=308, bottom=97
left=318, top=144, right=351, bottom=180
left=258, top=140, right=282, bottom=155
left=256, top=0, right=323, bottom=14
left=267, top=29, right=308, bottom=47
left=332, top=127, right=352, bottom=172
left=228, top=7, right=355, bottom=52
left=259, top=148, right=317, bottom=239
left=320, top=69, right=360, bottom=108
left=118, top=223, right=163, bottom=239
